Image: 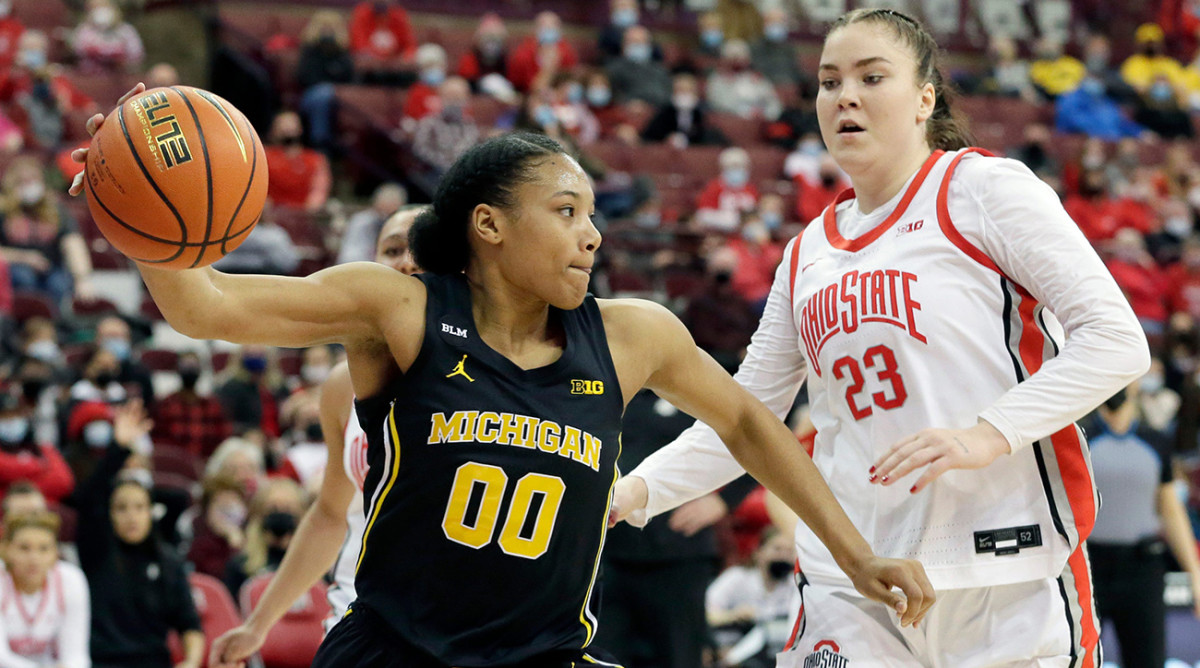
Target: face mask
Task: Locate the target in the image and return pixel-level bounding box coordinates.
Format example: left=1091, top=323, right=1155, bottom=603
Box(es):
left=742, top=223, right=767, bottom=243
left=280, top=135, right=302, bottom=148
left=27, top=340, right=60, bottom=364
left=21, top=379, right=46, bottom=405
left=1086, top=54, right=1108, bottom=72
left=537, top=27, right=560, bottom=45
left=0, top=416, right=29, bottom=444
left=1080, top=78, right=1104, bottom=97
left=586, top=86, right=611, bottom=107
left=701, top=28, right=723, bottom=49
left=303, top=421, right=324, bottom=442
left=83, top=420, right=113, bottom=448
left=217, top=503, right=247, bottom=528
left=1103, top=389, right=1128, bottom=412
left=566, top=82, right=583, bottom=104
left=442, top=104, right=465, bottom=121
left=242, top=356, right=267, bottom=374
left=18, top=181, right=44, bottom=206
left=179, top=367, right=201, bottom=389
left=120, top=467, right=154, bottom=489
left=672, top=92, right=698, bottom=110
left=1166, top=216, right=1192, bottom=237
left=714, top=270, right=732, bottom=285
left=762, top=212, right=782, bottom=231
left=262, top=511, right=298, bottom=537
left=723, top=167, right=749, bottom=188
left=1140, top=372, right=1164, bottom=394
left=1150, top=82, right=1174, bottom=103
left=301, top=363, right=330, bottom=386
left=101, top=337, right=131, bottom=362
left=612, top=7, right=638, bottom=27
left=18, top=49, right=46, bottom=70
left=94, top=371, right=117, bottom=387
left=798, top=138, right=823, bottom=157
left=624, top=42, right=651, bottom=63
left=534, top=104, right=557, bottom=128
left=267, top=545, right=289, bottom=563
left=0, top=1, right=11, bottom=18
left=820, top=172, right=839, bottom=189
left=764, top=23, right=788, bottom=42
left=767, top=559, right=793, bottom=580
left=91, top=6, right=116, bottom=27
left=634, top=210, right=661, bottom=228
left=480, top=38, right=504, bottom=59
left=421, top=68, right=445, bottom=87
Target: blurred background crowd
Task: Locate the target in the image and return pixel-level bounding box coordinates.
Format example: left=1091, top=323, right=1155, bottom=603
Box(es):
left=1, top=0, right=1200, bottom=666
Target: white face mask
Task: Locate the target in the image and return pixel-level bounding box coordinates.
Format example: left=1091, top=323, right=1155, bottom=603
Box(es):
left=1140, top=372, right=1164, bottom=394
left=18, top=181, right=44, bottom=206
left=91, top=6, right=116, bottom=27
left=301, top=363, right=331, bottom=386
left=0, top=416, right=28, bottom=444
left=0, top=1, right=12, bottom=18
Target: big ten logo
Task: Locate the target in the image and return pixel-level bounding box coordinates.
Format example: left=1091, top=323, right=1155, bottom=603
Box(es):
left=570, top=379, right=605, bottom=395
left=139, top=91, right=192, bottom=169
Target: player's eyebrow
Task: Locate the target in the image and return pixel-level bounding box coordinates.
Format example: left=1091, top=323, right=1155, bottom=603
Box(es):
left=552, top=190, right=581, bottom=199
left=819, top=56, right=892, bottom=72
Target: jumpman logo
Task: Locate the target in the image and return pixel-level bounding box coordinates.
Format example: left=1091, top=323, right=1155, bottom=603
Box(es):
left=446, top=355, right=475, bottom=382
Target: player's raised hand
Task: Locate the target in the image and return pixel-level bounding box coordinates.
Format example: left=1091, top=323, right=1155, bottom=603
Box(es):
left=209, top=624, right=267, bottom=668
left=870, top=421, right=1011, bottom=494
left=607, top=475, right=648, bottom=527
left=67, top=82, right=146, bottom=197
left=845, top=555, right=935, bottom=628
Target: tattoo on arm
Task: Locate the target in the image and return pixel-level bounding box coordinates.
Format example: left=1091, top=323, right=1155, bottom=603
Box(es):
left=953, top=436, right=969, bottom=456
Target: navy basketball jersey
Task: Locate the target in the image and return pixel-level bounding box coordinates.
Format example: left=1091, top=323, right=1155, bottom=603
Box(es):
left=353, top=273, right=624, bottom=666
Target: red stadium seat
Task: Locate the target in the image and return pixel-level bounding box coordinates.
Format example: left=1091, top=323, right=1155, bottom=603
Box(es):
left=12, top=291, right=57, bottom=321
left=152, top=445, right=203, bottom=482
left=141, top=349, right=181, bottom=372
left=169, top=572, right=243, bottom=667
left=71, top=297, right=119, bottom=318
left=240, top=573, right=330, bottom=668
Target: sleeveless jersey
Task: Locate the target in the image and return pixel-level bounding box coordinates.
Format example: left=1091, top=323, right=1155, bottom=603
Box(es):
left=789, top=148, right=1096, bottom=589
left=325, top=403, right=370, bottom=630
left=353, top=273, right=624, bottom=665
left=0, top=562, right=86, bottom=665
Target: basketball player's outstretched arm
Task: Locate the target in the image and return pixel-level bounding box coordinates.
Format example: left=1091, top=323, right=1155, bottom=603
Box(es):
left=601, top=299, right=935, bottom=627
left=209, top=364, right=357, bottom=668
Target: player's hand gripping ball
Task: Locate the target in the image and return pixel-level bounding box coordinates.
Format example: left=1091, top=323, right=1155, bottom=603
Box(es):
left=81, top=85, right=267, bottom=269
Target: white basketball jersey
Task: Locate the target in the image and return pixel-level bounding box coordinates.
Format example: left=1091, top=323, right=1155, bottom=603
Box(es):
left=325, top=402, right=370, bottom=631
left=0, top=562, right=86, bottom=665
left=789, top=149, right=1096, bottom=589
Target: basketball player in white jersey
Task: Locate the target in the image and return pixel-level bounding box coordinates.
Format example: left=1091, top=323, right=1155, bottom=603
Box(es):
left=208, top=207, right=422, bottom=660
left=612, top=9, right=1149, bottom=667
left=0, top=511, right=90, bottom=668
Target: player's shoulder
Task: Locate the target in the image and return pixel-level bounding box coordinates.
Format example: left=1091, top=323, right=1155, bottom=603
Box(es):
left=949, top=149, right=1041, bottom=187
left=596, top=297, right=679, bottom=335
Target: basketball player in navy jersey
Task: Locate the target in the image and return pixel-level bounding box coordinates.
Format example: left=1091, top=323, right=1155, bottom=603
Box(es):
left=71, top=104, right=933, bottom=667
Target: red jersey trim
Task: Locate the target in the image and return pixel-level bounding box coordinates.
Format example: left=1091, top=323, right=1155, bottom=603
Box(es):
left=823, top=150, right=944, bottom=252
left=934, top=147, right=1002, bottom=275
left=787, top=230, right=805, bottom=305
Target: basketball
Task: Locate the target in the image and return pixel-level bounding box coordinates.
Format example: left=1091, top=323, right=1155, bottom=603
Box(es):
left=82, top=86, right=268, bottom=269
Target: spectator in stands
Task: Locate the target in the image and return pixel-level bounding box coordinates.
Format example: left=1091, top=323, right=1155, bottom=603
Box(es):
left=750, top=8, right=801, bottom=87
left=0, top=109, right=21, bottom=155
left=1106, top=228, right=1171, bottom=335
left=0, top=381, right=73, bottom=507
left=706, top=39, right=781, bottom=121
left=0, top=511, right=90, bottom=668
left=1160, top=0, right=1200, bottom=60
left=1029, top=36, right=1085, bottom=99
left=296, top=11, right=354, bottom=155
left=1055, top=74, right=1145, bottom=140
left=150, top=351, right=233, bottom=457
left=706, top=528, right=798, bottom=665
left=0, top=155, right=95, bottom=308
left=507, top=11, right=579, bottom=93
left=1065, top=168, right=1143, bottom=242
left=264, top=111, right=331, bottom=213
left=337, top=183, right=407, bottom=264
left=69, top=346, right=125, bottom=404
left=205, top=437, right=266, bottom=501
left=12, top=347, right=59, bottom=445
left=696, top=147, right=759, bottom=232
left=1007, top=122, right=1061, bottom=185
left=216, top=346, right=283, bottom=441
left=402, top=43, right=448, bottom=122
left=696, top=11, right=724, bottom=59
left=457, top=13, right=509, bottom=89
left=97, top=315, right=154, bottom=403
left=71, top=0, right=144, bottom=74
left=977, top=36, right=1037, bottom=103
left=349, top=0, right=416, bottom=68
left=726, top=212, right=784, bottom=311
left=223, top=477, right=307, bottom=599
left=74, top=401, right=204, bottom=668
left=280, top=344, right=336, bottom=431
left=585, top=69, right=638, bottom=143
left=1122, top=23, right=1186, bottom=95
left=1139, top=358, right=1181, bottom=435
left=1133, top=73, right=1194, bottom=138
left=606, top=25, right=672, bottom=109
left=412, top=76, right=481, bottom=196
left=212, top=204, right=300, bottom=276
left=187, top=475, right=248, bottom=581
left=0, top=0, right=23, bottom=70
left=598, top=0, right=638, bottom=63
left=793, top=151, right=846, bottom=224
left=684, top=246, right=759, bottom=371
left=0, top=480, right=45, bottom=527
left=547, top=72, right=599, bottom=145
left=1168, top=237, right=1200, bottom=320
left=642, top=72, right=727, bottom=148
left=716, top=0, right=764, bottom=43
left=1082, top=33, right=1138, bottom=105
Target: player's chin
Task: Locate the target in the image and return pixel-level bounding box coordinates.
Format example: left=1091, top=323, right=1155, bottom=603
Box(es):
left=549, top=281, right=589, bottom=310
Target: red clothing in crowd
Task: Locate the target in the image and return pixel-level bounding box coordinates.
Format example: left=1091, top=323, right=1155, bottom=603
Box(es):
left=1106, top=258, right=1170, bottom=323
left=186, top=516, right=237, bottom=580
left=794, top=174, right=844, bottom=223
left=0, top=443, right=74, bottom=506
left=1063, top=195, right=1155, bottom=242
left=456, top=50, right=506, bottom=83
left=0, top=255, right=11, bottom=315
left=0, top=17, right=23, bottom=69
left=151, top=391, right=233, bottom=458
left=696, top=177, right=760, bottom=226
left=265, top=146, right=328, bottom=209
left=0, top=70, right=92, bottom=109
left=402, top=81, right=440, bottom=121
left=506, top=37, right=579, bottom=92
left=1160, top=0, right=1200, bottom=59
left=1167, top=264, right=1200, bottom=319
left=349, top=2, right=416, bottom=60
left=726, top=236, right=784, bottom=304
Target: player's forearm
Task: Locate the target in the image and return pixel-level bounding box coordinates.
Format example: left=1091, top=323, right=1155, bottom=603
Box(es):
left=137, top=264, right=226, bottom=339
left=244, top=501, right=348, bottom=633
left=1161, top=489, right=1200, bottom=578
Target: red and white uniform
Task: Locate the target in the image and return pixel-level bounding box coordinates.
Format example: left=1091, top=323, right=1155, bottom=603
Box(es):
left=630, top=149, right=1149, bottom=666
left=0, top=562, right=90, bottom=668
left=324, top=403, right=370, bottom=633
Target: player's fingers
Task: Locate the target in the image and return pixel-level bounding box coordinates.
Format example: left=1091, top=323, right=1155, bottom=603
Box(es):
left=880, top=447, right=944, bottom=486
left=68, top=171, right=86, bottom=197
left=909, top=457, right=953, bottom=494
left=116, top=82, right=146, bottom=105
left=871, top=436, right=926, bottom=482
left=85, top=113, right=105, bottom=137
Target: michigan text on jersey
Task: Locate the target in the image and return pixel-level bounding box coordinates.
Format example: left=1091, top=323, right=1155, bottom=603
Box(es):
left=427, top=411, right=602, bottom=472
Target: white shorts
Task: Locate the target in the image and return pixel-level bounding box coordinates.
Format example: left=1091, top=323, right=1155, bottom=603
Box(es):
left=776, top=547, right=1101, bottom=668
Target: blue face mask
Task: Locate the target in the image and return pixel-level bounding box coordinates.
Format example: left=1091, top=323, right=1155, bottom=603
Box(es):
left=1150, top=82, right=1174, bottom=103
left=762, top=212, right=782, bottom=230
left=612, top=8, right=637, bottom=28
left=701, top=28, right=723, bottom=49
left=538, top=27, right=560, bottom=45
left=1080, top=77, right=1104, bottom=97
left=101, top=337, right=131, bottom=362
left=566, top=82, right=583, bottom=104
left=534, top=104, right=557, bottom=127
left=723, top=167, right=749, bottom=188
left=625, top=43, right=652, bottom=63
left=0, top=416, right=29, bottom=444
left=18, top=49, right=46, bottom=70
left=587, top=86, right=611, bottom=107
left=764, top=24, right=788, bottom=42
left=243, top=356, right=267, bottom=374
left=422, top=68, right=445, bottom=87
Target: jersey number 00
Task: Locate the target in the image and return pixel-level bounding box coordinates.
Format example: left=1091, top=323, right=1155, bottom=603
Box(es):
left=441, top=462, right=567, bottom=559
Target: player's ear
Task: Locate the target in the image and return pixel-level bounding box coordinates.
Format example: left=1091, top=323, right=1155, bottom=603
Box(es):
left=471, top=203, right=504, bottom=247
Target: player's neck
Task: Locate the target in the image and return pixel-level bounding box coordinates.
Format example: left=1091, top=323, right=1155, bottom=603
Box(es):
left=849, top=146, right=932, bottom=215
left=465, top=272, right=559, bottom=359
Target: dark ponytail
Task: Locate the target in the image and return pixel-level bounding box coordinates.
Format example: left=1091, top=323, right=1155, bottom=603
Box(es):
left=409, top=132, right=568, bottom=274
left=828, top=8, right=974, bottom=151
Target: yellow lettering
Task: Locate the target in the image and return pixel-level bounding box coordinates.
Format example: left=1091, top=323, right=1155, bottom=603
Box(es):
left=511, top=415, right=539, bottom=448
left=582, top=433, right=601, bottom=471
left=537, top=421, right=561, bottom=453
left=476, top=412, right=501, bottom=444
left=561, top=426, right=583, bottom=465
left=428, top=412, right=470, bottom=444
